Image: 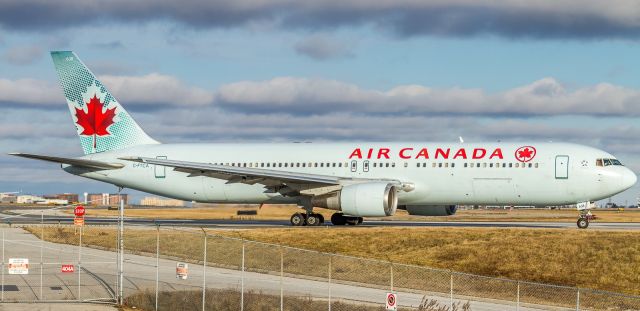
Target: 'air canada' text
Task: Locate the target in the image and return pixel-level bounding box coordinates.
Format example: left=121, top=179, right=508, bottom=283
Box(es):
left=348, top=148, right=504, bottom=160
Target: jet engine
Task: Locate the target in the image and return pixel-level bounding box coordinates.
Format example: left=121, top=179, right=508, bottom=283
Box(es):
left=311, top=182, right=398, bottom=217
left=400, top=205, right=458, bottom=216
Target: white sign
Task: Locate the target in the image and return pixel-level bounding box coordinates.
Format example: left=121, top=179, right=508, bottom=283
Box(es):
left=8, top=258, right=29, bottom=275
left=176, top=262, right=188, bottom=280
left=576, top=202, right=589, bottom=211
left=386, top=292, right=397, bottom=311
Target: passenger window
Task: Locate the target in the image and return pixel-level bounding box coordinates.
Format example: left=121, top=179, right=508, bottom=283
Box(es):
left=432, top=163, right=436, bottom=168
left=451, top=163, right=455, bottom=168
left=373, top=163, right=377, bottom=168
left=489, top=163, right=493, bottom=168
left=392, top=163, right=396, bottom=168
left=320, top=163, right=324, bottom=167
left=464, top=163, right=468, bottom=168
left=535, top=163, right=539, bottom=168
left=515, top=163, right=519, bottom=168
left=438, top=163, right=442, bottom=168
left=278, top=163, right=282, bottom=167
left=528, top=163, right=532, bottom=168
left=333, top=163, right=336, bottom=167
left=386, top=163, right=390, bottom=168
left=404, top=163, right=408, bottom=168
left=509, top=163, right=513, bottom=168
left=445, top=163, right=449, bottom=168
left=483, top=163, right=487, bottom=168
left=416, top=163, right=420, bottom=168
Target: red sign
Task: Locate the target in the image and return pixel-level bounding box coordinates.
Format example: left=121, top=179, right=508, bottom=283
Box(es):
left=74, top=206, right=85, bottom=217
left=74, top=217, right=84, bottom=226
left=515, top=146, right=537, bottom=163
left=386, top=292, right=397, bottom=310
left=61, top=264, right=75, bottom=273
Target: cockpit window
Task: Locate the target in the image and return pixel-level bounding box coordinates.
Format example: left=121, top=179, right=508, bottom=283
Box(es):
left=597, top=158, right=623, bottom=166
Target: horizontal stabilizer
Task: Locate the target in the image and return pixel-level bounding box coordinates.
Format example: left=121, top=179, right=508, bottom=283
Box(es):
left=9, top=153, right=124, bottom=170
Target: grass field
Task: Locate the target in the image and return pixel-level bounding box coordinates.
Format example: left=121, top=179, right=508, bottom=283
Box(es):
left=124, top=289, right=467, bottom=311
left=61, top=205, right=640, bottom=222
left=26, top=226, right=640, bottom=297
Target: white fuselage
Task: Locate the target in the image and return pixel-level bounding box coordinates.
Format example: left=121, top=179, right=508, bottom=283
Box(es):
left=65, top=142, right=636, bottom=207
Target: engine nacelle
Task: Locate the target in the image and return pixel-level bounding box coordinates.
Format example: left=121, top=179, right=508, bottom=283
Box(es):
left=312, top=182, right=398, bottom=217
left=400, top=205, right=458, bottom=216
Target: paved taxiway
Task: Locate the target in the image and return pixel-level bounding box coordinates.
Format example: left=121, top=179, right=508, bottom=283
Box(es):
left=2, top=212, right=640, bottom=230
left=2, top=226, right=564, bottom=310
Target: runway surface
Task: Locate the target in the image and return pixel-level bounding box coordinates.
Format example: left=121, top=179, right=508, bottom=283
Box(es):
left=1, top=226, right=569, bottom=310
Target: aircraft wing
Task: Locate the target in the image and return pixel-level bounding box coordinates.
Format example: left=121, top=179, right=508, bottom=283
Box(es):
left=119, top=157, right=410, bottom=196
left=9, top=153, right=125, bottom=170
left=120, top=156, right=344, bottom=185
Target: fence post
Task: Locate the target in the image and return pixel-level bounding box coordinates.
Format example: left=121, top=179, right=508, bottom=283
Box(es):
left=450, top=273, right=453, bottom=308
left=328, top=254, right=332, bottom=311
left=280, top=245, right=283, bottom=311
left=1, top=229, right=4, bottom=302
left=576, top=288, right=580, bottom=311
left=40, top=211, right=43, bottom=300
left=155, top=226, right=159, bottom=311
left=241, top=241, right=245, bottom=311
left=202, top=229, right=207, bottom=311
left=516, top=281, right=520, bottom=311
left=118, top=198, right=124, bottom=305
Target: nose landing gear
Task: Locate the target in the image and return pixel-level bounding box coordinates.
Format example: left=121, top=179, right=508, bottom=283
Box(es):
left=330, top=213, right=363, bottom=226
left=576, top=208, right=597, bottom=229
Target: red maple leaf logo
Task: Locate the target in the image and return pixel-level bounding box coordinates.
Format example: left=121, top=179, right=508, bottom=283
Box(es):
left=75, top=94, right=116, bottom=150
left=515, top=146, right=536, bottom=162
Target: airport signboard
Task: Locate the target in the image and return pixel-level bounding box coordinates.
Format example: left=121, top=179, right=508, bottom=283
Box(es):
left=61, top=264, right=75, bottom=273
left=386, top=292, right=397, bottom=311
left=8, top=258, right=29, bottom=275
left=74, top=217, right=84, bottom=226
left=176, top=262, right=188, bottom=279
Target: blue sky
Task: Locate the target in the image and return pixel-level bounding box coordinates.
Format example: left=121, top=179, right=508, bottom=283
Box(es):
left=1, top=0, right=640, bottom=205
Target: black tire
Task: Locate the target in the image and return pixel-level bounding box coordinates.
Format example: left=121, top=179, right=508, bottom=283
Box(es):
left=577, top=218, right=589, bottom=229
left=357, top=217, right=363, bottom=224
left=290, top=213, right=306, bottom=226
left=346, top=217, right=359, bottom=226
left=306, top=214, right=320, bottom=226
left=331, top=213, right=347, bottom=226
left=317, top=214, right=325, bottom=224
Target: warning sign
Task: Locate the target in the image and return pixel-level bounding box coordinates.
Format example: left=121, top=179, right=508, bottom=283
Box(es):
left=386, top=292, right=397, bottom=311
left=176, top=262, right=188, bottom=280
left=8, top=258, right=29, bottom=275
left=74, top=217, right=84, bottom=226
left=61, top=264, right=75, bottom=273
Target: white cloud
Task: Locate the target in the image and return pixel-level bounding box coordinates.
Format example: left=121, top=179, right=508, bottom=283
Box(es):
left=294, top=34, right=355, bottom=60
left=2, top=45, right=43, bottom=65
left=216, top=77, right=640, bottom=116
left=0, top=78, right=59, bottom=105
left=99, top=73, right=214, bottom=106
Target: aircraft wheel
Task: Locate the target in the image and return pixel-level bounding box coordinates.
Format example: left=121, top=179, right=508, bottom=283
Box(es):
left=306, top=214, right=321, bottom=226
left=317, top=214, right=325, bottom=224
left=577, top=218, right=589, bottom=229
left=290, top=213, right=306, bottom=226
left=331, top=213, right=347, bottom=226
left=346, top=217, right=359, bottom=226
left=357, top=217, right=363, bottom=224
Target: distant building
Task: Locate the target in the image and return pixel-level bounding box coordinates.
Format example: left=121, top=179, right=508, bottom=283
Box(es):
left=17, top=195, right=67, bottom=205
left=86, top=193, right=129, bottom=206
left=140, top=197, right=185, bottom=207
left=43, top=193, right=79, bottom=203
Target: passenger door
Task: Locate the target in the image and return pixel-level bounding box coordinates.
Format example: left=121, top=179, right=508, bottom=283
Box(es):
left=555, top=155, right=569, bottom=179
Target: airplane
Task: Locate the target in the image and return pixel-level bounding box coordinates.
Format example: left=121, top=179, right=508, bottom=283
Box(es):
left=9, top=51, right=637, bottom=229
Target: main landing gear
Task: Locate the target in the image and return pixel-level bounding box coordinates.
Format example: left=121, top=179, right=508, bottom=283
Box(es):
left=290, top=212, right=325, bottom=226
left=330, top=213, right=363, bottom=226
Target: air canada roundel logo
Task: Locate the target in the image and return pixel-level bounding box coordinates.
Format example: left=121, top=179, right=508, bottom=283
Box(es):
left=515, top=146, right=536, bottom=163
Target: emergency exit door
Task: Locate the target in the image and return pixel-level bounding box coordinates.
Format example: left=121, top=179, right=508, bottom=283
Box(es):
left=155, top=156, right=167, bottom=178
left=555, top=155, right=569, bottom=179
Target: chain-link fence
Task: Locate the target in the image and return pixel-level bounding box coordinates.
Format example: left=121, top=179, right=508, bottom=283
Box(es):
left=1, top=206, right=640, bottom=310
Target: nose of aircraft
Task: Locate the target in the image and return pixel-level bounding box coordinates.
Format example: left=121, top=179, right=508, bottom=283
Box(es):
left=621, top=168, right=637, bottom=190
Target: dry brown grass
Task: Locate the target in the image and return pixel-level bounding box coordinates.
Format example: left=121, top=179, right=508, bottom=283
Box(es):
left=61, top=205, right=640, bottom=223
left=26, top=225, right=640, bottom=297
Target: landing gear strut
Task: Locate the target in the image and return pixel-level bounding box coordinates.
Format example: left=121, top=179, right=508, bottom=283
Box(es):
left=330, top=213, right=363, bottom=226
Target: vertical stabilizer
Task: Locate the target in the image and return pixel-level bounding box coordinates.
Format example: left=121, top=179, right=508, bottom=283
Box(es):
left=51, top=51, right=159, bottom=154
